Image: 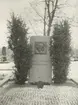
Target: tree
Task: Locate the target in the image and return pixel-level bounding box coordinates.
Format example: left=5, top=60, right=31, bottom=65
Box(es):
left=29, top=0, right=59, bottom=36
left=28, top=0, right=76, bottom=36
left=26, top=0, right=78, bottom=36
left=7, top=13, right=32, bottom=84
left=50, top=20, right=71, bottom=84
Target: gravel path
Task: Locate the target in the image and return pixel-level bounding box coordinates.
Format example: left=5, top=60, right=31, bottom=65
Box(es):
left=0, top=85, right=78, bottom=105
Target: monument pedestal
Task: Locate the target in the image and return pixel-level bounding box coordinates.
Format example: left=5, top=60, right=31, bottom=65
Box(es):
left=29, top=36, right=52, bottom=83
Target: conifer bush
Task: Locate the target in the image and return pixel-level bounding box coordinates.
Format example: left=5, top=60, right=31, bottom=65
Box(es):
left=7, top=13, right=32, bottom=84
left=50, top=20, right=71, bottom=84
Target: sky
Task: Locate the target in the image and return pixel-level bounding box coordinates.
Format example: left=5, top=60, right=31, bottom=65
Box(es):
left=0, top=0, right=78, bottom=48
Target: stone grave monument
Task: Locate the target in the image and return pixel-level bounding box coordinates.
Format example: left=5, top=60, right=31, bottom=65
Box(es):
left=29, top=36, right=52, bottom=84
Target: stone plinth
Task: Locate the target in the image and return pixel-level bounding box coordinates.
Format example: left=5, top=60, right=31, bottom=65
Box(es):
left=29, top=36, right=52, bottom=83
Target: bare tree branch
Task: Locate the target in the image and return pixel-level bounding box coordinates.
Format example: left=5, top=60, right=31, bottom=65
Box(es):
left=29, top=2, right=44, bottom=20
left=29, top=1, right=48, bottom=27
left=28, top=0, right=77, bottom=37
left=44, top=0, right=47, bottom=36
left=28, top=20, right=37, bottom=36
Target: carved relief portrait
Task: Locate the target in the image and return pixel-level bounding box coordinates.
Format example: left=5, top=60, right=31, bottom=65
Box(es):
left=35, top=42, right=47, bottom=54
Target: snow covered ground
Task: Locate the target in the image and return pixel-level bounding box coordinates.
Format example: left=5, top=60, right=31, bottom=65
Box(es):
left=0, top=61, right=78, bottom=81
left=68, top=61, right=78, bottom=81
left=0, top=62, right=14, bottom=80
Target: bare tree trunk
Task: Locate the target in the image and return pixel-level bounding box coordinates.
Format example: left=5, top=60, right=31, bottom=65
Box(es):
left=44, top=0, right=47, bottom=36
left=46, top=0, right=58, bottom=36
left=47, top=19, right=52, bottom=36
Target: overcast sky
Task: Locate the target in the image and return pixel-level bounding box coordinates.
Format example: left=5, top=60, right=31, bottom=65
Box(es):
left=0, top=0, right=78, bottom=48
